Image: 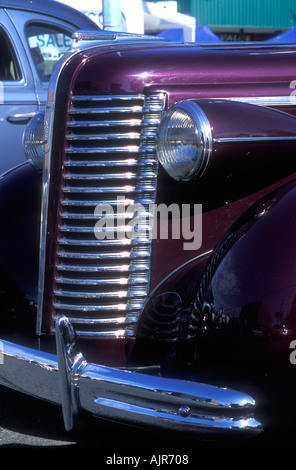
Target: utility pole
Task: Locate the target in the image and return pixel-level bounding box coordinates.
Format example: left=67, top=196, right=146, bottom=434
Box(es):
left=102, top=0, right=122, bottom=31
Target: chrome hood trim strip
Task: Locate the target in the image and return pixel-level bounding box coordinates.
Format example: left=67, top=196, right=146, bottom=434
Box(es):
left=222, top=95, right=295, bottom=107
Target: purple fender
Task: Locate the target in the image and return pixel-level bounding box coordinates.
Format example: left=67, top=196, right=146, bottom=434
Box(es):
left=134, top=178, right=296, bottom=373
left=192, top=178, right=296, bottom=342
left=0, top=163, right=41, bottom=326
left=186, top=179, right=296, bottom=401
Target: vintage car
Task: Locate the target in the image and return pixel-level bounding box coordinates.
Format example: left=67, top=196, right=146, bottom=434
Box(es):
left=0, top=0, right=99, bottom=175
left=0, top=26, right=296, bottom=445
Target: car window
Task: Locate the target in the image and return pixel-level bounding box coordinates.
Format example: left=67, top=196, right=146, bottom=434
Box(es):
left=26, top=24, right=72, bottom=81
left=0, top=29, right=21, bottom=81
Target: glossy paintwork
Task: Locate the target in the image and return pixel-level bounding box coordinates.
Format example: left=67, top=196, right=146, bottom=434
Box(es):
left=196, top=99, right=296, bottom=140
left=0, top=160, right=131, bottom=365
left=27, top=37, right=296, bottom=375
left=72, top=43, right=296, bottom=102
left=3, top=40, right=296, bottom=329
left=1, top=36, right=296, bottom=438
left=66, top=42, right=296, bottom=290
left=200, top=180, right=296, bottom=338
left=150, top=171, right=296, bottom=290
left=0, top=163, right=41, bottom=335
left=188, top=180, right=296, bottom=419
left=0, top=163, right=41, bottom=299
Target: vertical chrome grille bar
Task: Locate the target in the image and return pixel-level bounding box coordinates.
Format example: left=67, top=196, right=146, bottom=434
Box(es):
left=53, top=93, right=166, bottom=337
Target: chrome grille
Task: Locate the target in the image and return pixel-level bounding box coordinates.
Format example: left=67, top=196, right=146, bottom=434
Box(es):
left=54, top=93, right=166, bottom=337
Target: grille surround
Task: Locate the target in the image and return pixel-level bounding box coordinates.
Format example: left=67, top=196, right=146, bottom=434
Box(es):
left=51, top=93, right=166, bottom=338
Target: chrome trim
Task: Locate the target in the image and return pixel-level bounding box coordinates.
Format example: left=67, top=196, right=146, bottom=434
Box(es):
left=66, top=133, right=141, bottom=141
left=0, top=340, right=60, bottom=404
left=63, top=160, right=138, bottom=167
left=55, top=275, right=148, bottom=285
left=72, top=94, right=145, bottom=101
left=68, top=106, right=144, bottom=114
left=7, top=112, right=36, bottom=123
left=36, top=34, right=170, bottom=337
left=179, top=102, right=213, bottom=178
left=58, top=237, right=148, bottom=246
left=65, top=147, right=140, bottom=154
left=36, top=89, right=56, bottom=336
left=57, top=248, right=150, bottom=258
left=69, top=94, right=296, bottom=113
left=157, top=100, right=213, bottom=181
left=0, top=316, right=263, bottom=438
left=214, top=135, right=296, bottom=144
left=51, top=93, right=166, bottom=338
left=68, top=119, right=143, bottom=128
left=64, top=172, right=139, bottom=180
left=61, top=185, right=140, bottom=194
left=56, top=263, right=148, bottom=272
left=60, top=198, right=153, bottom=206
left=72, top=30, right=168, bottom=44
left=223, top=96, right=295, bottom=108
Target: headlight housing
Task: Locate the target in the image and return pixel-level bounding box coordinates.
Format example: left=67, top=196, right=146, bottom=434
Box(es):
left=156, top=101, right=212, bottom=181
left=23, top=109, right=46, bottom=172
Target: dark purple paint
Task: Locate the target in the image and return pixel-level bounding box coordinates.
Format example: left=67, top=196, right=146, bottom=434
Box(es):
left=73, top=43, right=296, bottom=102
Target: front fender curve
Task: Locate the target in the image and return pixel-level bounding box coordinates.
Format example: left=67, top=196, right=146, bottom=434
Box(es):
left=0, top=163, right=41, bottom=324
left=190, top=179, right=296, bottom=381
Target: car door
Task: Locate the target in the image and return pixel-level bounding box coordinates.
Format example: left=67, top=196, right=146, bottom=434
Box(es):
left=8, top=8, right=76, bottom=111
left=0, top=10, right=38, bottom=175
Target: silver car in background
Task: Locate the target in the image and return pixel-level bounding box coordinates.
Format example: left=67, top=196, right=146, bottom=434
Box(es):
left=0, top=0, right=99, bottom=175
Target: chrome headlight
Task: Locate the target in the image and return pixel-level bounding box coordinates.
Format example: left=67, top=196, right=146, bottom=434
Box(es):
left=23, top=109, right=46, bottom=172
left=156, top=101, right=212, bottom=181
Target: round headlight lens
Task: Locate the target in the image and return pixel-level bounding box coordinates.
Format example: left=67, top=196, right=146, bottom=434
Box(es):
left=156, top=101, right=212, bottom=181
left=23, top=109, right=46, bottom=171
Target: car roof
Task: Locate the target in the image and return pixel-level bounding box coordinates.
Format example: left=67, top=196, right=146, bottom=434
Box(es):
left=0, top=0, right=100, bottom=30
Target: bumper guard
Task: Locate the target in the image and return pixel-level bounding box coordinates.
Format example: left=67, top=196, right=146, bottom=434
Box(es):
left=0, top=316, right=262, bottom=440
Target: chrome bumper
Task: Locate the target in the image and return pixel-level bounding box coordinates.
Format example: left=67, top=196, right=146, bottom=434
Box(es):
left=0, top=316, right=262, bottom=440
